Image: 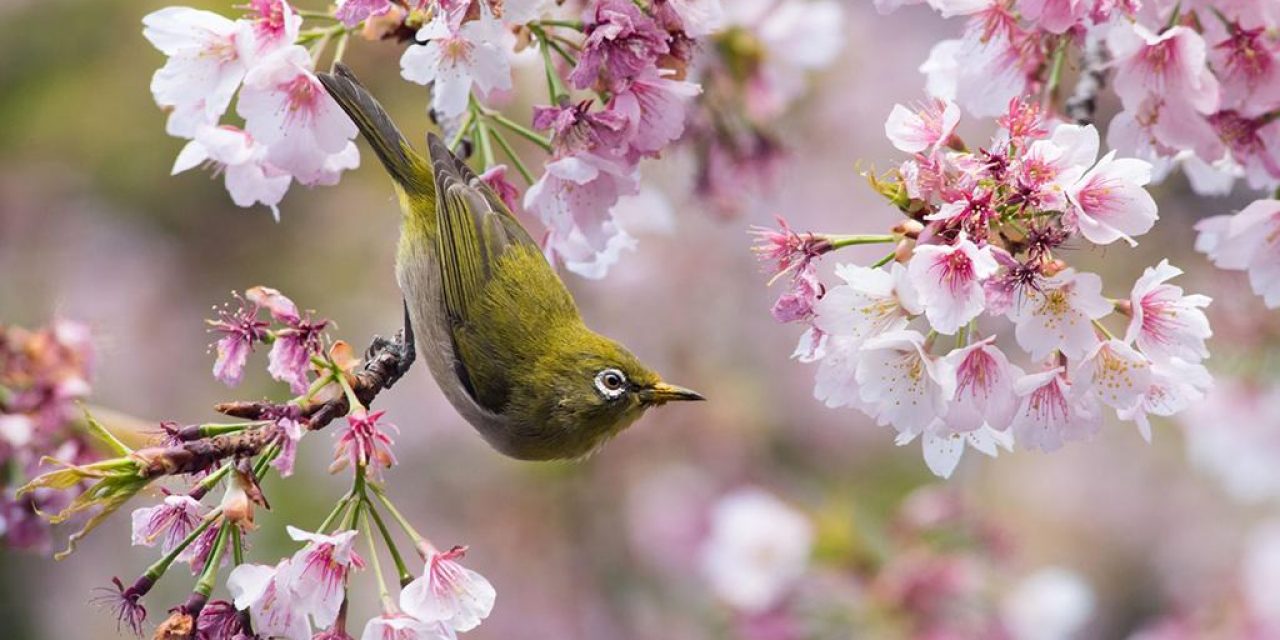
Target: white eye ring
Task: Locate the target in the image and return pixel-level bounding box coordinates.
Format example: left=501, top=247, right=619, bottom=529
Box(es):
left=594, top=368, right=628, bottom=400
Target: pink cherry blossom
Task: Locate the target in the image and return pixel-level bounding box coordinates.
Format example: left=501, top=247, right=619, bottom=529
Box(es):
left=1195, top=199, right=1280, bottom=308
left=401, top=546, right=496, bottom=632
left=332, top=410, right=399, bottom=479
left=610, top=68, right=701, bottom=155
left=1107, top=24, right=1220, bottom=116
left=533, top=101, right=630, bottom=157
left=1208, top=22, right=1280, bottom=116
left=142, top=7, right=249, bottom=137
left=900, top=419, right=1013, bottom=479
left=1010, top=367, right=1102, bottom=452
left=523, top=153, right=640, bottom=279
left=770, top=269, right=822, bottom=324
left=651, top=0, right=725, bottom=37
left=813, top=335, right=867, bottom=409
left=478, top=165, right=521, bottom=213
left=941, top=338, right=1021, bottom=432
left=1076, top=339, right=1153, bottom=410
left=1118, top=358, right=1212, bottom=442
left=813, top=263, right=920, bottom=344
left=907, top=232, right=998, bottom=334
left=238, top=46, right=359, bottom=185
left=884, top=98, right=961, bottom=154
left=228, top=560, right=312, bottom=640
left=570, top=0, right=670, bottom=91
left=855, top=330, right=957, bottom=436
left=1124, top=260, right=1212, bottom=363
left=361, top=613, right=457, bottom=640
left=207, top=293, right=270, bottom=386
left=243, top=0, right=301, bottom=59
left=283, top=527, right=365, bottom=629
left=1064, top=150, right=1158, bottom=246
left=400, top=9, right=512, bottom=119
left=1009, top=268, right=1112, bottom=360
left=268, top=406, right=306, bottom=477
left=1018, top=0, right=1090, bottom=33
left=1207, top=110, right=1280, bottom=190
left=129, top=495, right=206, bottom=553
left=172, top=125, right=292, bottom=220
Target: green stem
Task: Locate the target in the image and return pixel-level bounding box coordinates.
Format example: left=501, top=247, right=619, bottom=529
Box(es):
left=1042, top=37, right=1069, bottom=107
left=142, top=510, right=221, bottom=582
left=448, top=108, right=477, bottom=154
left=319, top=491, right=358, bottom=533
left=826, top=234, right=897, bottom=249
left=490, top=114, right=553, bottom=152
left=231, top=525, right=244, bottom=566
left=490, top=129, right=535, bottom=185
left=194, top=522, right=232, bottom=596
left=537, top=19, right=584, bottom=30
left=871, top=251, right=897, bottom=269
left=369, top=484, right=429, bottom=553
left=362, top=511, right=396, bottom=609
left=476, top=117, right=497, bottom=170
left=364, top=496, right=413, bottom=585
left=344, top=467, right=367, bottom=531
left=331, top=32, right=350, bottom=69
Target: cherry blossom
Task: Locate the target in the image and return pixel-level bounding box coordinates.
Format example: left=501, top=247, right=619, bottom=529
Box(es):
left=885, top=98, right=961, bottom=154
left=129, top=495, right=206, bottom=553
left=238, top=46, right=359, bottom=185
left=855, top=330, right=957, bottom=436
left=941, top=338, right=1021, bottom=433
left=570, top=0, right=670, bottom=92
left=523, top=153, right=640, bottom=279
left=142, top=7, right=250, bottom=137
left=1124, top=260, right=1212, bottom=363
left=813, top=263, right=919, bottom=344
left=1064, top=150, right=1158, bottom=246
left=172, top=125, right=291, bottom=219
left=1010, top=366, right=1102, bottom=452
left=399, top=9, right=512, bottom=119
left=1009, top=269, right=1112, bottom=361
left=1076, top=339, right=1152, bottom=411
left=283, top=527, right=365, bottom=629
left=1118, top=358, right=1212, bottom=442
left=243, top=0, right=302, bottom=59
left=400, top=546, right=496, bottom=632
left=1195, top=199, right=1280, bottom=307
left=228, top=560, right=312, bottom=640
left=332, top=410, right=399, bottom=479
left=361, top=613, right=457, bottom=640
left=1107, top=24, right=1220, bottom=117
left=609, top=69, right=701, bottom=155
left=334, top=0, right=392, bottom=28
left=897, top=418, right=1012, bottom=479
left=907, top=233, right=998, bottom=334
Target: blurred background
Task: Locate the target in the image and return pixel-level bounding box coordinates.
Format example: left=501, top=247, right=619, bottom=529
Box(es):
left=2, top=1, right=1278, bottom=638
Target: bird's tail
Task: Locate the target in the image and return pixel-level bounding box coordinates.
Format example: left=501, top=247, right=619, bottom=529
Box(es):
left=317, top=63, right=433, bottom=195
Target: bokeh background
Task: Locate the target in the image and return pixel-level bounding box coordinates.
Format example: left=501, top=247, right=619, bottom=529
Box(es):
left=1, top=1, right=1277, bottom=638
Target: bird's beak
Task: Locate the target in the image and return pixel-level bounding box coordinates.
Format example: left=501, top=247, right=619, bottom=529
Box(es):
left=641, top=382, right=706, bottom=405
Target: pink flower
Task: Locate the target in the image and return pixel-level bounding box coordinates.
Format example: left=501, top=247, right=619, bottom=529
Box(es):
left=1124, top=260, right=1212, bottom=363
left=361, top=613, right=457, bottom=640
left=900, top=419, right=1013, bottom=479
left=400, top=546, right=496, bottom=632
left=283, top=527, right=365, bottom=629
left=1010, top=367, right=1102, bottom=452
left=940, top=337, right=1021, bottom=432
left=523, top=153, right=640, bottom=279
left=570, top=0, right=670, bottom=91
left=1195, top=199, right=1280, bottom=308
left=1018, top=0, right=1090, bottom=33
left=238, top=46, right=359, bottom=185
left=748, top=216, right=832, bottom=280
left=609, top=68, right=701, bottom=155
left=400, top=9, right=512, bottom=119
left=1009, top=268, right=1112, bottom=361
left=770, top=269, right=822, bottom=324
left=267, top=317, right=327, bottom=395
left=1208, top=22, right=1280, bottom=116
left=1064, top=150, right=1158, bottom=246
left=267, top=405, right=306, bottom=477
left=228, top=560, right=312, bottom=640
left=335, top=0, right=393, bottom=28
left=207, top=293, right=270, bottom=386
left=130, top=495, right=206, bottom=553
left=142, top=7, right=249, bottom=137
left=856, top=330, right=957, bottom=436
left=907, top=232, right=998, bottom=334
left=478, top=165, right=521, bottom=213
left=923, top=7, right=1042, bottom=117
left=1207, top=110, right=1280, bottom=189
left=813, top=263, right=920, bottom=343
left=1118, top=358, right=1211, bottom=442
left=243, top=0, right=302, bottom=59
left=1076, top=339, right=1152, bottom=410
left=884, top=98, right=960, bottom=154
left=172, top=125, right=292, bottom=220
left=533, top=101, right=630, bottom=157
left=1107, top=24, right=1220, bottom=116
left=331, top=410, right=398, bottom=478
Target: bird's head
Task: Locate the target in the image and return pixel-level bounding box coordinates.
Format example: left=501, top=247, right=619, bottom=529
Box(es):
left=516, top=329, right=703, bottom=460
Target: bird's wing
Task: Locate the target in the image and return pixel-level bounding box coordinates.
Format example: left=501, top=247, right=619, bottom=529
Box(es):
left=426, top=133, right=544, bottom=330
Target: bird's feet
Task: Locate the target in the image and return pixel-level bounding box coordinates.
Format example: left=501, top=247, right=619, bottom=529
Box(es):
left=362, top=301, right=417, bottom=389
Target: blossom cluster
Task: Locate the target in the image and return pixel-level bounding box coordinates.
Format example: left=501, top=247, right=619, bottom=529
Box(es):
left=756, top=98, right=1214, bottom=477
left=17, top=288, right=497, bottom=639
left=142, top=0, right=734, bottom=280
left=0, top=319, right=97, bottom=553
left=875, top=0, right=1280, bottom=307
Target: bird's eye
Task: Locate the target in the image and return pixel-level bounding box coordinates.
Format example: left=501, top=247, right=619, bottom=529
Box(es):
left=594, top=368, right=627, bottom=400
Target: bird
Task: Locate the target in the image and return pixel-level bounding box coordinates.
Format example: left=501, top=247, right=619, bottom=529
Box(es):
left=317, top=64, right=703, bottom=461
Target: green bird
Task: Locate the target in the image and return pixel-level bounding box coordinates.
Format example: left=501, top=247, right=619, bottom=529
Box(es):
left=318, top=65, right=703, bottom=461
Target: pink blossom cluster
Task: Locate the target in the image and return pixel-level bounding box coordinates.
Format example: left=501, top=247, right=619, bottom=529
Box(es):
left=756, top=98, right=1214, bottom=477
left=144, top=0, right=360, bottom=220
left=142, top=1, right=727, bottom=280
left=876, top=0, right=1280, bottom=307
left=0, top=320, right=97, bottom=553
